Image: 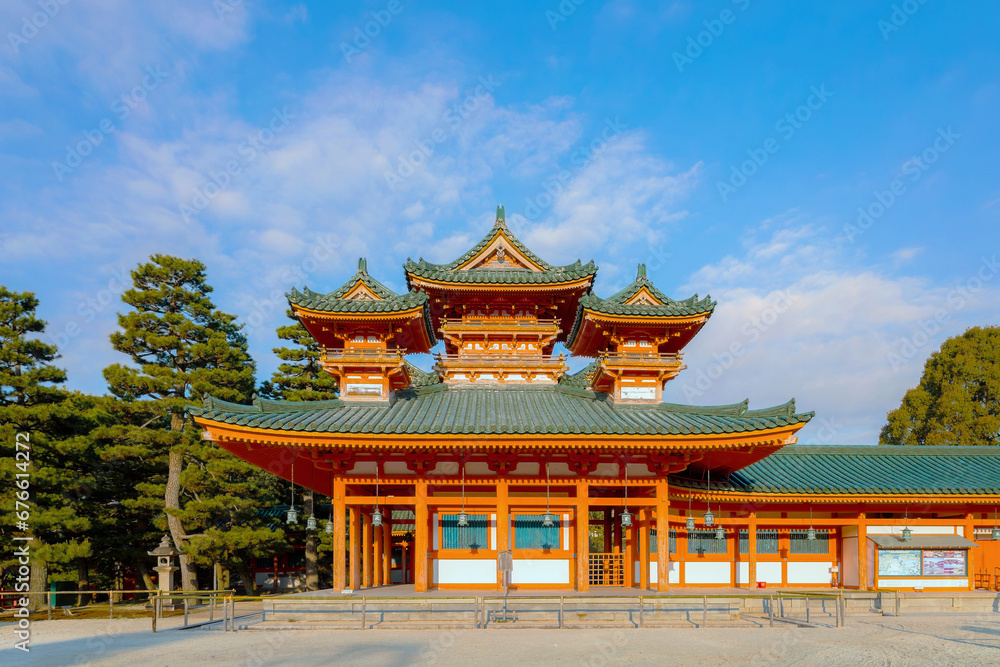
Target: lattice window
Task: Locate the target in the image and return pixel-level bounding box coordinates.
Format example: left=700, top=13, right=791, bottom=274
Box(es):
left=514, top=515, right=560, bottom=549
left=649, top=529, right=676, bottom=554
left=687, top=529, right=727, bottom=554
left=441, top=514, right=488, bottom=550
left=739, top=529, right=780, bottom=554
left=790, top=529, right=830, bottom=554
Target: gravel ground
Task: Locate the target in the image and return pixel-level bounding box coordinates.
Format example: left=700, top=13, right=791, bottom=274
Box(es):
left=3, top=614, right=1000, bottom=666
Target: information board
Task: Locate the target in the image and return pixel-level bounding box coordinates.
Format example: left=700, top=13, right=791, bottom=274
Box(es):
left=922, top=550, right=967, bottom=576
left=877, top=549, right=921, bottom=577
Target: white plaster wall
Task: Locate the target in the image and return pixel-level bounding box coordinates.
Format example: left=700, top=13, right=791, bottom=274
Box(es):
left=433, top=559, right=496, bottom=585
left=563, top=514, right=570, bottom=550
left=737, top=562, right=749, bottom=586
left=683, top=562, right=731, bottom=585
left=758, top=562, right=782, bottom=585
left=647, top=560, right=678, bottom=584
left=868, top=525, right=958, bottom=535
left=878, top=577, right=969, bottom=588
left=787, top=562, right=834, bottom=585
left=511, top=559, right=571, bottom=585
left=843, top=536, right=859, bottom=587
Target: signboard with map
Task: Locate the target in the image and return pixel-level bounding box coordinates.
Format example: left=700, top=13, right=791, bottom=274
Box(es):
left=922, top=550, right=967, bottom=576
left=878, top=549, right=921, bottom=577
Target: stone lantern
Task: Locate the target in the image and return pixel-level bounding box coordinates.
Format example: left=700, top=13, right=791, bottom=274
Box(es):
left=148, top=534, right=180, bottom=593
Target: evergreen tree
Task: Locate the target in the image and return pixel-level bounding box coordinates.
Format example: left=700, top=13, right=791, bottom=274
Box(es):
left=260, top=309, right=338, bottom=590
left=880, top=325, right=1000, bottom=446
left=0, top=288, right=108, bottom=607
left=102, top=255, right=260, bottom=591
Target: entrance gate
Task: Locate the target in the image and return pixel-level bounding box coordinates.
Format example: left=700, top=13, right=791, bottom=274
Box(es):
left=588, top=553, right=625, bottom=586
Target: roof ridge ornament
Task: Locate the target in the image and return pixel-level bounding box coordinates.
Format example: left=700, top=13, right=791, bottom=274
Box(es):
left=637, top=263, right=647, bottom=280
left=358, top=257, right=368, bottom=275
left=494, top=204, right=506, bottom=228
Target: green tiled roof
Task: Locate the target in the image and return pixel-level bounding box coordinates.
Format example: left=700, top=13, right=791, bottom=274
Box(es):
left=404, top=220, right=597, bottom=286
left=191, top=385, right=812, bottom=437
left=565, top=265, right=715, bottom=347
left=559, top=361, right=598, bottom=389
left=289, top=285, right=429, bottom=314
left=404, top=361, right=442, bottom=388
left=729, top=445, right=1000, bottom=495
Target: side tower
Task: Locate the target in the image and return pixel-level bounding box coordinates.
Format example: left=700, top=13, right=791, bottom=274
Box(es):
left=404, top=206, right=597, bottom=384
left=565, top=264, right=715, bottom=403
left=288, top=258, right=436, bottom=400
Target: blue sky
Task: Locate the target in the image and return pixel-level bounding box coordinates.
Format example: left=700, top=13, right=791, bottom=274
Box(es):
left=2, top=1, right=998, bottom=445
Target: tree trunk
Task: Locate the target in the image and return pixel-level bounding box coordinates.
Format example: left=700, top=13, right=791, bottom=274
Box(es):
left=77, top=557, right=91, bottom=606
left=304, top=489, right=319, bottom=590
left=165, top=446, right=198, bottom=591
left=236, top=562, right=259, bottom=596
left=136, top=557, right=156, bottom=595
left=28, top=558, right=47, bottom=612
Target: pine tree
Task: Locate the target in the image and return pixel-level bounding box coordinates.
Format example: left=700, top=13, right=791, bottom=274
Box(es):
left=102, top=255, right=259, bottom=591
left=260, top=309, right=339, bottom=590
left=0, top=288, right=108, bottom=608
left=880, top=325, right=1000, bottom=446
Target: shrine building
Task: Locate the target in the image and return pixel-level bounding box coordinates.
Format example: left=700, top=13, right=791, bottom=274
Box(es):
left=191, top=206, right=1000, bottom=593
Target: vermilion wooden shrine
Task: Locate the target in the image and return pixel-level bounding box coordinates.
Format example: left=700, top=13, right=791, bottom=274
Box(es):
left=192, top=207, right=1000, bottom=593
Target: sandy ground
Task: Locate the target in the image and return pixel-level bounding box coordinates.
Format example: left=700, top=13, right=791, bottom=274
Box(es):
left=3, top=613, right=1000, bottom=666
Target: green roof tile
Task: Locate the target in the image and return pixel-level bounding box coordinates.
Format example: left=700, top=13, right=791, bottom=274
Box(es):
left=191, top=385, right=812, bottom=438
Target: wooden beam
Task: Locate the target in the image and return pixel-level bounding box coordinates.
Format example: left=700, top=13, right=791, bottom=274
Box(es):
left=656, top=481, right=670, bottom=592
left=414, top=481, right=428, bottom=593
left=333, top=478, right=347, bottom=590
left=576, top=484, right=590, bottom=592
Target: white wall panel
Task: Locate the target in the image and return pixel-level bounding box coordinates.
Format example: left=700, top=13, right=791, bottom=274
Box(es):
left=511, top=559, right=570, bottom=585
left=683, top=562, right=731, bottom=585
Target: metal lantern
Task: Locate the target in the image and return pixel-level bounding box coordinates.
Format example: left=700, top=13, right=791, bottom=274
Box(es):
left=456, top=511, right=470, bottom=528
left=324, top=520, right=334, bottom=535
left=714, top=524, right=726, bottom=540
left=306, top=514, right=318, bottom=531
left=620, top=509, right=633, bottom=528
left=992, top=526, right=1000, bottom=541
left=901, top=526, right=912, bottom=542
left=686, top=515, right=696, bottom=531
left=372, top=507, right=383, bottom=528
left=703, top=510, right=714, bottom=527
left=542, top=512, right=557, bottom=528
left=286, top=505, right=298, bottom=525
left=807, top=526, right=817, bottom=541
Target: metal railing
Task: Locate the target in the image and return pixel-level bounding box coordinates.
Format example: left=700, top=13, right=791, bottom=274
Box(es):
left=0, top=589, right=157, bottom=621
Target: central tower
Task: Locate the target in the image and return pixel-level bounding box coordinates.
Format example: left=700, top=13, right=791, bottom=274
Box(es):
left=404, top=206, right=597, bottom=385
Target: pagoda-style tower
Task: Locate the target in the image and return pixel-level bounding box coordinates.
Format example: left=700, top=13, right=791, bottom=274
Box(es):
left=288, top=258, right=436, bottom=400
left=565, top=264, right=715, bottom=403
left=405, top=206, right=597, bottom=384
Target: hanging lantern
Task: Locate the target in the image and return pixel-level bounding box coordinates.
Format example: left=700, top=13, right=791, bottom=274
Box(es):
left=542, top=512, right=557, bottom=528
left=324, top=520, right=333, bottom=535
left=286, top=505, right=298, bottom=525
left=703, top=509, right=714, bottom=527
left=456, top=511, right=470, bottom=528
left=306, top=514, right=318, bottom=531
left=620, top=509, right=633, bottom=528
left=714, top=524, right=725, bottom=541
left=901, top=526, right=912, bottom=542
left=372, top=507, right=383, bottom=528
left=807, top=526, right=817, bottom=541
left=686, top=515, right=696, bottom=531
left=992, top=526, right=1000, bottom=541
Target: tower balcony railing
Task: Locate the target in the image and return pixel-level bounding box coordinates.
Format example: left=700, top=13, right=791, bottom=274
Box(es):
left=438, top=317, right=561, bottom=332
left=598, top=350, right=684, bottom=368
left=323, top=347, right=405, bottom=365
left=434, top=352, right=566, bottom=369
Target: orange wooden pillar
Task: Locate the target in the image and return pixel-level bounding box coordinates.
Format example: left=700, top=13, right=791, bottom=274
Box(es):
left=362, top=512, right=372, bottom=588
left=496, top=480, right=509, bottom=591
left=748, top=513, right=757, bottom=589
left=414, top=481, right=429, bottom=592
left=857, top=512, right=867, bottom=591
left=965, top=513, right=975, bottom=590
left=373, top=523, right=383, bottom=587
left=576, top=483, right=590, bottom=591
left=332, top=478, right=347, bottom=591
left=626, top=509, right=637, bottom=588
left=638, top=508, right=649, bottom=590
left=383, top=514, right=392, bottom=585
left=656, top=481, right=670, bottom=591
left=349, top=506, right=361, bottom=590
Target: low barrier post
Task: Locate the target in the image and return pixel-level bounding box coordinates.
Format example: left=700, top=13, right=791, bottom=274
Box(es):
left=702, top=595, right=707, bottom=628
left=769, top=595, right=774, bottom=627
left=559, top=596, right=564, bottom=629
